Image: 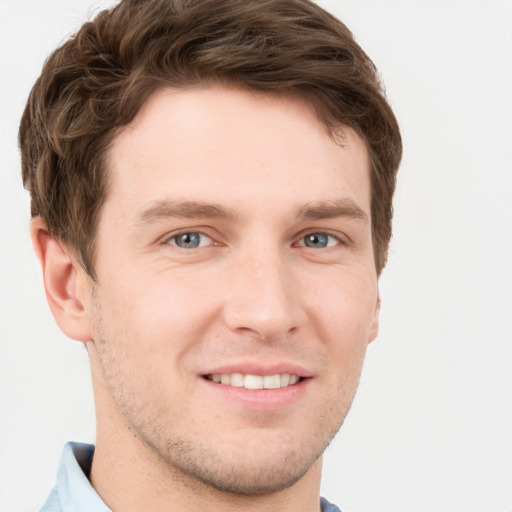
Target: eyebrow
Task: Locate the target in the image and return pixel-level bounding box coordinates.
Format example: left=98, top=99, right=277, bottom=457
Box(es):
left=134, top=198, right=368, bottom=225
left=135, top=200, right=239, bottom=224
left=295, top=199, right=369, bottom=223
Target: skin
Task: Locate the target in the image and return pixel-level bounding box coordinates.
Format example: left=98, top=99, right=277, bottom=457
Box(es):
left=33, top=85, right=380, bottom=512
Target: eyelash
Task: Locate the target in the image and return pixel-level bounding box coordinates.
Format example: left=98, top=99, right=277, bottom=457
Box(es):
left=163, top=229, right=346, bottom=250
left=164, top=231, right=214, bottom=249
left=294, top=231, right=344, bottom=249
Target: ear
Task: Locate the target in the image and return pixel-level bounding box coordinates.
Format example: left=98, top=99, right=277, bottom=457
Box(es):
left=368, top=294, right=381, bottom=344
left=30, top=217, right=92, bottom=342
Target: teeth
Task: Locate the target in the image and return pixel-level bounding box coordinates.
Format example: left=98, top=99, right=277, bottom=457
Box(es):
left=263, top=375, right=280, bottom=389
left=244, top=374, right=263, bottom=389
left=231, top=373, right=244, bottom=387
left=207, top=373, right=301, bottom=389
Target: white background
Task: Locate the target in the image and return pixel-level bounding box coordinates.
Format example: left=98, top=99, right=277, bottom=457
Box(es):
left=0, top=1, right=511, bottom=511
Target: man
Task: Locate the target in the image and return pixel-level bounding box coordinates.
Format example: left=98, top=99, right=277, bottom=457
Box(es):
left=19, top=0, right=401, bottom=510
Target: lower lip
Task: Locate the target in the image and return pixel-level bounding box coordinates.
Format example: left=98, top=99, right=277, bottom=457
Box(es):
left=200, top=377, right=311, bottom=411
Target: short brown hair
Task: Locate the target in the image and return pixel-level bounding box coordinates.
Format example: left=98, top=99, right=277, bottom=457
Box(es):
left=19, top=0, right=402, bottom=278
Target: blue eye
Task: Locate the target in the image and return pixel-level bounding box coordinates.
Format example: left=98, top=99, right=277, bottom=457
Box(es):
left=302, top=233, right=338, bottom=248
left=168, top=232, right=211, bottom=249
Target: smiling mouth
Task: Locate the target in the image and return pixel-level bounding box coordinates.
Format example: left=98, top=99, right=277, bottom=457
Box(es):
left=204, top=373, right=302, bottom=390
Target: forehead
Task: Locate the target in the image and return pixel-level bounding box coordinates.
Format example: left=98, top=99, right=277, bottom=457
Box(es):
left=104, top=85, right=371, bottom=220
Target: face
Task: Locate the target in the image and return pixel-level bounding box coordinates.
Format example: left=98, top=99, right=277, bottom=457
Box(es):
left=80, top=85, right=379, bottom=495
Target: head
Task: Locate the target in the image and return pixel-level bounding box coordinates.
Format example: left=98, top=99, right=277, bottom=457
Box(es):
left=19, top=0, right=402, bottom=502
left=20, top=0, right=401, bottom=280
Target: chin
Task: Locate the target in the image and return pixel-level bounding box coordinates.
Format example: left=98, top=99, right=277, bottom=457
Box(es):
left=148, top=420, right=341, bottom=497
left=165, top=446, right=321, bottom=496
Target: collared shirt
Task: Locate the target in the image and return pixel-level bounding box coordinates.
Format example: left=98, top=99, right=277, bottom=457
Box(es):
left=40, top=442, right=342, bottom=512
left=39, top=443, right=109, bottom=512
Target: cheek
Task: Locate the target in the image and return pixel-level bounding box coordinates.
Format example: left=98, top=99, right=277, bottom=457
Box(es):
left=96, top=268, right=221, bottom=359
left=304, top=267, right=378, bottom=338
left=303, top=269, right=377, bottom=391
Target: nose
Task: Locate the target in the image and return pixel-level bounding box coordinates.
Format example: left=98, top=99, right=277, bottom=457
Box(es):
left=222, top=247, right=301, bottom=341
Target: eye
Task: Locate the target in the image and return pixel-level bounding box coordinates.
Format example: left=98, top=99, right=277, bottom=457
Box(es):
left=298, top=233, right=340, bottom=249
left=166, top=232, right=212, bottom=249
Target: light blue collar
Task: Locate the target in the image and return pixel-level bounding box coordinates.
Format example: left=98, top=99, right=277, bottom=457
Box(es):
left=39, top=442, right=109, bottom=512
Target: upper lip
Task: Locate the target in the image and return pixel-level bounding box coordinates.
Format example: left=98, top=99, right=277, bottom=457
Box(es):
left=201, top=361, right=313, bottom=378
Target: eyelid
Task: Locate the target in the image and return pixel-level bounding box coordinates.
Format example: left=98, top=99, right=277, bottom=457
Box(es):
left=294, top=229, right=349, bottom=247
left=161, top=229, right=215, bottom=247
left=158, top=227, right=348, bottom=248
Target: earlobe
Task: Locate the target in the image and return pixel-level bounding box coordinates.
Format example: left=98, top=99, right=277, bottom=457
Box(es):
left=30, top=218, right=92, bottom=342
left=368, top=295, right=381, bottom=344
